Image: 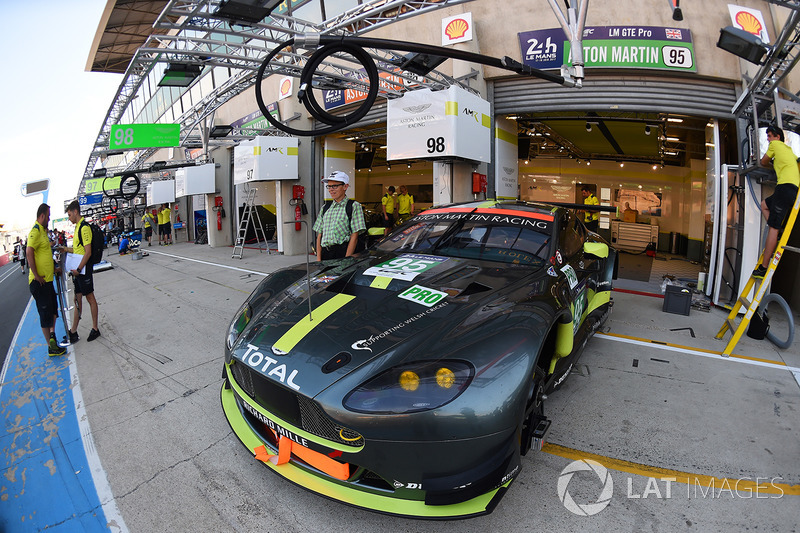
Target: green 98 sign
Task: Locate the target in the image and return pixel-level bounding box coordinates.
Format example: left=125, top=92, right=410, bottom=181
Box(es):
left=109, top=124, right=180, bottom=150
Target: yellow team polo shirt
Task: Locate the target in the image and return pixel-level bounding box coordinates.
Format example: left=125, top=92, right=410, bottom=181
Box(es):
left=382, top=194, right=395, bottom=214
left=27, top=222, right=54, bottom=284
left=584, top=194, right=599, bottom=222
left=397, top=193, right=413, bottom=214
left=161, top=208, right=171, bottom=225
left=765, top=140, right=800, bottom=187
left=74, top=217, right=92, bottom=257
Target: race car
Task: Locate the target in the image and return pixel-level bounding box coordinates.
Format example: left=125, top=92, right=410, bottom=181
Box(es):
left=221, top=200, right=617, bottom=518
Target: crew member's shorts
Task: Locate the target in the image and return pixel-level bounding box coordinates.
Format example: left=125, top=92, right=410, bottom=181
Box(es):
left=160, top=222, right=172, bottom=236
left=321, top=242, right=349, bottom=260
left=30, top=280, right=58, bottom=328
left=384, top=212, right=395, bottom=228
left=766, top=183, right=799, bottom=229
left=144, top=226, right=152, bottom=238
left=73, top=265, right=94, bottom=296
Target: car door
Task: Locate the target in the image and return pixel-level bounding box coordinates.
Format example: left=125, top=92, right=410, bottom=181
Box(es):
left=556, top=211, right=592, bottom=338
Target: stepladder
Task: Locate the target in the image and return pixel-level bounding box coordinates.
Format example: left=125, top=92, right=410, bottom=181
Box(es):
left=232, top=188, right=269, bottom=259
left=715, top=187, right=800, bottom=356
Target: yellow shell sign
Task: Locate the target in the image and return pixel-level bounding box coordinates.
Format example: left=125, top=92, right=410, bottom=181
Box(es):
left=442, top=12, right=472, bottom=45
left=735, top=11, right=762, bottom=35
left=445, top=18, right=469, bottom=40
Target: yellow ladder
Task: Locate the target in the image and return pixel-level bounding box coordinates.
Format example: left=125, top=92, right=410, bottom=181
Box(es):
left=715, top=188, right=800, bottom=356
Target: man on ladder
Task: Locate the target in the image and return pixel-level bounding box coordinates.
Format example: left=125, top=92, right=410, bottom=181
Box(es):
left=754, top=125, right=800, bottom=278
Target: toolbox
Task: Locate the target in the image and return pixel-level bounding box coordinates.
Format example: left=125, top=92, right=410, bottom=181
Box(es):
left=663, top=285, right=692, bottom=315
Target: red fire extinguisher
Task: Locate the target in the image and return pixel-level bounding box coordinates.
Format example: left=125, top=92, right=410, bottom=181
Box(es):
left=213, top=196, right=224, bottom=231
left=292, top=185, right=305, bottom=231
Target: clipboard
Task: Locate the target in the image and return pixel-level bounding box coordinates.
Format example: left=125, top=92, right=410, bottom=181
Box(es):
left=65, top=253, right=85, bottom=275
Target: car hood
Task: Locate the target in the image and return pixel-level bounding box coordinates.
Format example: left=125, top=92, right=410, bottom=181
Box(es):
left=230, top=251, right=547, bottom=397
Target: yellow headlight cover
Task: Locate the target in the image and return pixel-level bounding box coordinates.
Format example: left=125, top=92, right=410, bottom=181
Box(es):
left=399, top=371, right=420, bottom=391
left=436, top=367, right=456, bottom=389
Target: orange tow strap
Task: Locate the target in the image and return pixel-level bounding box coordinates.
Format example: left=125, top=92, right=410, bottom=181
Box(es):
left=254, top=437, right=351, bottom=481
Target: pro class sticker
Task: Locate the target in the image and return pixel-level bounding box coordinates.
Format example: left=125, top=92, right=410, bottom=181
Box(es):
left=398, top=285, right=448, bottom=307
left=560, top=264, right=578, bottom=289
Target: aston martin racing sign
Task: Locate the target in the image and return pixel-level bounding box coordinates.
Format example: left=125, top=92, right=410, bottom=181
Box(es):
left=518, top=25, right=696, bottom=72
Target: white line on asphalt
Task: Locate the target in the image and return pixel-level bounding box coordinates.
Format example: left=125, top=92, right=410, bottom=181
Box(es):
left=68, top=345, right=129, bottom=533
left=0, top=298, right=32, bottom=387
left=147, top=250, right=268, bottom=276
left=0, top=265, right=22, bottom=285
left=596, top=332, right=800, bottom=374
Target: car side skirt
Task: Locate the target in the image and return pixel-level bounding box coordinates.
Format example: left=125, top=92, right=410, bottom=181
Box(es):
left=220, top=383, right=512, bottom=519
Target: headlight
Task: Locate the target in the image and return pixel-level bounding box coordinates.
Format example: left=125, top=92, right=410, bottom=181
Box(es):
left=343, top=360, right=473, bottom=414
left=226, top=304, right=252, bottom=351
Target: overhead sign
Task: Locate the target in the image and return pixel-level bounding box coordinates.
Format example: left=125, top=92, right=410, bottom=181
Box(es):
left=727, top=5, right=770, bottom=43
left=84, top=176, right=122, bottom=195
left=233, top=136, right=299, bottom=184
left=231, top=104, right=280, bottom=134
left=79, top=194, right=103, bottom=206
left=147, top=180, right=175, bottom=206
left=109, top=124, right=180, bottom=150
left=442, top=12, right=473, bottom=45
left=323, top=69, right=419, bottom=111
left=387, top=85, right=491, bottom=162
left=518, top=26, right=696, bottom=72
left=175, top=164, right=215, bottom=197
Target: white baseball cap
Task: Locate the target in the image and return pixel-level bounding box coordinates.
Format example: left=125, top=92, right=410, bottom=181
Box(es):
left=322, top=170, right=350, bottom=185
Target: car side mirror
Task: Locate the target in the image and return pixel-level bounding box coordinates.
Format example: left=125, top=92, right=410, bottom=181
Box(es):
left=583, top=242, right=608, bottom=259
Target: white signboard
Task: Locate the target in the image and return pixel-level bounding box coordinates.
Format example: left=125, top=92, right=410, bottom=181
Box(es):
left=175, top=163, right=215, bottom=197
left=442, top=12, right=473, bottom=46
left=727, top=4, right=770, bottom=43
left=387, top=85, right=491, bottom=162
left=147, top=180, right=176, bottom=206
left=233, top=136, right=299, bottom=184
left=494, top=117, right=519, bottom=200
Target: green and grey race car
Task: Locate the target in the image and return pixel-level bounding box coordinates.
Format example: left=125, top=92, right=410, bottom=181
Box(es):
left=221, top=200, right=616, bottom=518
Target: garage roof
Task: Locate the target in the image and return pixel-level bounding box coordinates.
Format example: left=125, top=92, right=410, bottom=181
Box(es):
left=86, top=0, right=172, bottom=73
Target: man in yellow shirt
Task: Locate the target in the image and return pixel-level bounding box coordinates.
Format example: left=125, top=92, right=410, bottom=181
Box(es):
left=581, top=186, right=600, bottom=232
left=755, top=125, right=800, bottom=277
left=142, top=210, right=155, bottom=247
left=160, top=203, right=173, bottom=245
left=64, top=200, right=101, bottom=343
left=396, top=185, right=415, bottom=224
left=26, top=203, right=66, bottom=356
left=381, top=186, right=396, bottom=236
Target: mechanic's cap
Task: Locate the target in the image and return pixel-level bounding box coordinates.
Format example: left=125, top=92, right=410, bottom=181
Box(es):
left=322, top=170, right=350, bottom=185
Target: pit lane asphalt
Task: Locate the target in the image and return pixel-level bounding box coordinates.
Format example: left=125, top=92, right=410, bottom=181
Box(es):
left=2, top=242, right=798, bottom=532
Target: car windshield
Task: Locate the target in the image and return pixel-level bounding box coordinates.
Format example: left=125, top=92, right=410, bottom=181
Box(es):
left=377, top=219, right=550, bottom=267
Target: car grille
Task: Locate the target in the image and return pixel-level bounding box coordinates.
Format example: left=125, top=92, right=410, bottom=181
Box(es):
left=230, top=360, right=364, bottom=447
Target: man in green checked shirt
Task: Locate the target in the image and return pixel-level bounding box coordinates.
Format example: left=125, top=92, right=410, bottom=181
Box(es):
left=314, top=171, right=366, bottom=261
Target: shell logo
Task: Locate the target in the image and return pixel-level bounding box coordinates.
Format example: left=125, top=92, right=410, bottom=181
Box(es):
left=735, top=11, right=763, bottom=36
left=445, top=18, right=469, bottom=40
left=280, top=78, right=291, bottom=96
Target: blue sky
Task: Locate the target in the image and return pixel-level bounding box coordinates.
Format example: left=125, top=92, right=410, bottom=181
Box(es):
left=0, top=1, right=122, bottom=232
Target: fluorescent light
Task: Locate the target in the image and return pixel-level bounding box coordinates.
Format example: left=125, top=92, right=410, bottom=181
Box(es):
left=667, top=118, right=683, bottom=123
left=666, top=136, right=680, bottom=142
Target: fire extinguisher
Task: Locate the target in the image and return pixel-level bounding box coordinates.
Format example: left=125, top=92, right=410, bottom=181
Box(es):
left=472, top=172, right=487, bottom=195
left=291, top=185, right=306, bottom=231
left=212, top=196, right=225, bottom=231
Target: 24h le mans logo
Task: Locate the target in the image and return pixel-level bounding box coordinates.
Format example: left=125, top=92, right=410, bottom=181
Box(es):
left=557, top=459, right=614, bottom=516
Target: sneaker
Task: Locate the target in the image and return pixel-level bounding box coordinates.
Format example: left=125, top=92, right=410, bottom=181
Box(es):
left=48, top=344, right=67, bottom=357
left=69, top=330, right=80, bottom=344
left=752, top=265, right=768, bottom=279
left=87, top=329, right=101, bottom=342
left=49, top=335, right=58, bottom=351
